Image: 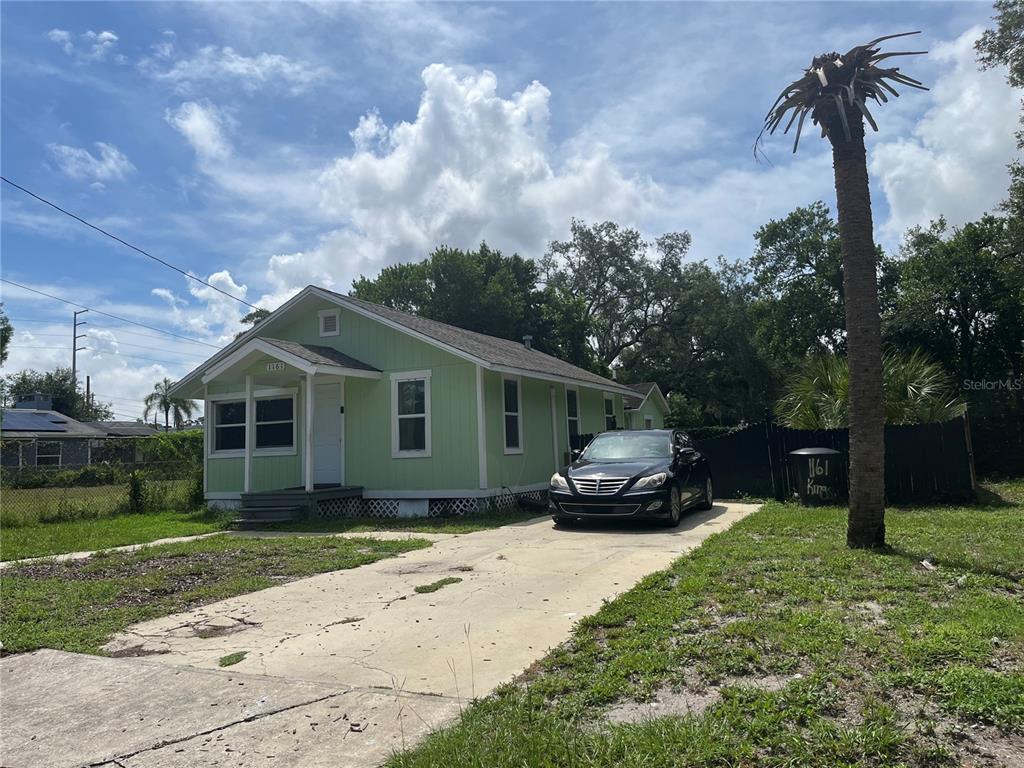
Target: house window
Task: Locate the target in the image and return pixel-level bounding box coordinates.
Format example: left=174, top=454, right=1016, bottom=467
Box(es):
left=35, top=441, right=61, bottom=466
left=644, top=415, right=654, bottom=430
left=503, top=377, right=522, bottom=453
left=566, top=389, right=580, bottom=446
left=604, top=395, right=616, bottom=431
left=319, top=309, right=340, bottom=337
left=392, top=371, right=431, bottom=457
left=255, top=396, right=294, bottom=450
left=214, top=400, right=246, bottom=451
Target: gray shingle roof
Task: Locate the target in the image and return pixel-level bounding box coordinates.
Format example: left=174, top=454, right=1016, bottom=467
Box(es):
left=262, top=338, right=380, bottom=372
left=86, top=421, right=160, bottom=437
left=2, top=409, right=107, bottom=438
left=331, top=291, right=622, bottom=391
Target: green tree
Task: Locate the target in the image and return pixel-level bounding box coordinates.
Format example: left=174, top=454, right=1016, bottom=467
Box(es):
left=143, top=377, right=196, bottom=431
left=1, top=367, right=113, bottom=420
left=761, top=33, right=928, bottom=548
left=234, top=308, right=271, bottom=340
left=543, top=220, right=691, bottom=369
left=0, top=305, right=12, bottom=366
left=977, top=0, right=1024, bottom=216
left=776, top=352, right=966, bottom=429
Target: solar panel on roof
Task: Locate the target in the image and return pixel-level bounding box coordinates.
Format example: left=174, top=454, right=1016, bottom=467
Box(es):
left=1, top=410, right=68, bottom=432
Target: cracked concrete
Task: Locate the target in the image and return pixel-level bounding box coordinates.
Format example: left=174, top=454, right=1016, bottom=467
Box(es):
left=2, top=503, right=756, bottom=767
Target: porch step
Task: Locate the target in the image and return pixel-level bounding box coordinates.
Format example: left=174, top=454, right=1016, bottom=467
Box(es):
left=240, top=495, right=310, bottom=508
left=235, top=504, right=305, bottom=528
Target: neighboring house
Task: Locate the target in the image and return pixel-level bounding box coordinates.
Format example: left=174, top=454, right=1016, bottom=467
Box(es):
left=169, top=285, right=637, bottom=515
left=0, top=408, right=106, bottom=467
left=623, top=382, right=670, bottom=430
left=86, top=421, right=161, bottom=437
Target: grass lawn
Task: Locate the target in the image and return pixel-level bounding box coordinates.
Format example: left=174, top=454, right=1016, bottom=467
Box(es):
left=264, top=505, right=544, bottom=535
left=389, top=482, right=1024, bottom=768
left=1, top=533, right=431, bottom=655
left=0, top=508, right=235, bottom=562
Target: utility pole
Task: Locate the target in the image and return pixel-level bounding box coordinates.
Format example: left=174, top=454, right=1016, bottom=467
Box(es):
left=72, top=309, right=88, bottom=387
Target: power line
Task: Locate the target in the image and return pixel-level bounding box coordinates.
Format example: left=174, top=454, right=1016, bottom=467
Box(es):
left=1, top=176, right=260, bottom=310
left=9, top=318, right=221, bottom=350
left=9, top=345, right=201, bottom=368
left=1, top=279, right=221, bottom=349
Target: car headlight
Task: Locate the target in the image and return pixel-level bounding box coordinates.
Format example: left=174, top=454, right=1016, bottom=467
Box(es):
left=550, top=473, right=570, bottom=491
left=632, top=472, right=668, bottom=490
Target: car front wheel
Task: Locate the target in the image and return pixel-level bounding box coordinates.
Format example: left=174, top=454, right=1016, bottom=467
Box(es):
left=697, top=475, right=714, bottom=510
left=662, top=485, right=682, bottom=527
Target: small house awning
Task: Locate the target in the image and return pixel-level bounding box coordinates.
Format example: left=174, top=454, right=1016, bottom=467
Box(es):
left=197, top=337, right=381, bottom=388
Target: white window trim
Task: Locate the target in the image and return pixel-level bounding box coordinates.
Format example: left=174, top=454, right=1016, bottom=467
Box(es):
left=604, top=393, right=616, bottom=432
left=391, top=369, right=432, bottom=458
left=253, top=392, right=297, bottom=456
left=502, top=375, right=524, bottom=455
left=565, top=386, right=580, bottom=446
left=318, top=308, right=340, bottom=337
left=211, top=399, right=246, bottom=458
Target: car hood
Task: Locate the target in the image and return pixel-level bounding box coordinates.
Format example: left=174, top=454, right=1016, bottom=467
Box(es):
left=567, top=459, right=671, bottom=479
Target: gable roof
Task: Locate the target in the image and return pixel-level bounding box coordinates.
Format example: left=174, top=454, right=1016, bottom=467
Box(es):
left=172, top=285, right=635, bottom=397
left=622, top=382, right=670, bottom=413
left=86, top=421, right=161, bottom=437
left=1, top=409, right=106, bottom=438
left=262, top=338, right=380, bottom=372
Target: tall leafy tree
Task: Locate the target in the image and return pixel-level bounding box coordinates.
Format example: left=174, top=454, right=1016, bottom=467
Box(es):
left=0, top=305, right=12, bottom=366
left=1, top=367, right=113, bottom=420
left=143, top=377, right=196, bottom=431
left=234, top=308, right=271, bottom=340
left=542, top=220, right=691, bottom=369
left=761, top=33, right=928, bottom=548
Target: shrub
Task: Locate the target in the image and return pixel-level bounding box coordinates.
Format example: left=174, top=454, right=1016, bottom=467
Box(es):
left=126, top=471, right=149, bottom=514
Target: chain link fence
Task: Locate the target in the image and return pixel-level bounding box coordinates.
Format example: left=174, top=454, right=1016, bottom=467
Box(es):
left=1, top=437, right=202, bottom=527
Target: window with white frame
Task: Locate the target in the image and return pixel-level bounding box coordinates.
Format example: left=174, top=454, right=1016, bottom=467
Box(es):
left=35, top=441, right=61, bottom=466
left=214, top=400, right=246, bottom=452
left=319, top=308, right=340, bottom=337
left=604, top=394, right=616, bottom=431
left=566, top=388, right=580, bottom=446
left=392, top=372, right=431, bottom=456
left=503, top=377, right=522, bottom=453
left=255, top=396, right=294, bottom=450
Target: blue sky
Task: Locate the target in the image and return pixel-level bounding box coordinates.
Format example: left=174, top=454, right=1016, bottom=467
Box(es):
left=1, top=1, right=1019, bottom=419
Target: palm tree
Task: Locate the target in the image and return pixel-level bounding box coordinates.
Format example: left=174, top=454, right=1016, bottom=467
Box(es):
left=143, top=378, right=196, bottom=432
left=776, top=352, right=967, bottom=430
left=759, top=33, right=928, bottom=549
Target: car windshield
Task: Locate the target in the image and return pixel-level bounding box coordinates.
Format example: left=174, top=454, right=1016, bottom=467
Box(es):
left=581, top=433, right=672, bottom=461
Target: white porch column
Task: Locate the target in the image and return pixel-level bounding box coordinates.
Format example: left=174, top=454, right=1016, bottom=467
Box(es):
left=476, top=365, right=487, bottom=489
left=549, top=385, right=559, bottom=473
left=244, top=375, right=253, bottom=493
left=304, top=373, right=315, bottom=491
left=203, top=384, right=209, bottom=496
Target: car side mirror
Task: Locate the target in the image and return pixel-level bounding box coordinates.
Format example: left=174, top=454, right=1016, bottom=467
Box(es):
left=570, top=449, right=582, bottom=462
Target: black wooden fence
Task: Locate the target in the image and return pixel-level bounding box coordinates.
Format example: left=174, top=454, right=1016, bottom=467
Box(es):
left=694, top=417, right=976, bottom=504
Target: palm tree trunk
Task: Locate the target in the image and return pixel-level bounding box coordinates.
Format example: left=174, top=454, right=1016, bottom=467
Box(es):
left=164, top=407, right=170, bottom=433
left=829, top=103, right=886, bottom=549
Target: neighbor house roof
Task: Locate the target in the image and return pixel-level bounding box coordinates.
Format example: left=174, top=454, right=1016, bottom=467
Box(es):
left=86, top=421, right=160, bottom=437
left=623, top=382, right=670, bottom=413
left=1, top=409, right=106, bottom=439
left=261, top=338, right=381, bottom=372
left=171, top=285, right=636, bottom=398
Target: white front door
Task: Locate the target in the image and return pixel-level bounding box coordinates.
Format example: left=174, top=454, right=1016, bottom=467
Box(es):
left=312, top=380, right=343, bottom=486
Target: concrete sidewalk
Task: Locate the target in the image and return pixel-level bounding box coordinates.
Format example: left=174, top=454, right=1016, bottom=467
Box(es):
left=1, top=502, right=757, bottom=768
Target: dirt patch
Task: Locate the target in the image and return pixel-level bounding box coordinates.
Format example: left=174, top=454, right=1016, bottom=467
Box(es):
left=13, top=550, right=244, bottom=582
left=606, top=673, right=804, bottom=724
left=951, top=727, right=1024, bottom=768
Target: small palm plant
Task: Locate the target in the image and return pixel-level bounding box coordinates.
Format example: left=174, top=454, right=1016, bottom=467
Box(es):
left=759, top=32, right=928, bottom=549
left=143, top=377, right=196, bottom=431
left=776, top=352, right=966, bottom=430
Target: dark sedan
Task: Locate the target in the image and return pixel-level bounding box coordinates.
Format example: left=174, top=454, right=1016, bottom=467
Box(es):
left=549, top=429, right=713, bottom=527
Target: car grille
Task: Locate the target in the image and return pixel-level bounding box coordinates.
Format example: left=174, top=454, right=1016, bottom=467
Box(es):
left=570, top=476, right=629, bottom=496
left=559, top=503, right=640, bottom=516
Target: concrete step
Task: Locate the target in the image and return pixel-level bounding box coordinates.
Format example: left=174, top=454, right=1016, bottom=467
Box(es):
left=237, top=506, right=305, bottom=519
left=241, top=496, right=309, bottom=508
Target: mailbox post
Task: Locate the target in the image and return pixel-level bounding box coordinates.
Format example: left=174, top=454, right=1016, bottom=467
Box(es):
left=789, top=447, right=843, bottom=506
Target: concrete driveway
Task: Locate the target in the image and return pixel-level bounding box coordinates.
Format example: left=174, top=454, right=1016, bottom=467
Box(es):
left=1, top=502, right=757, bottom=768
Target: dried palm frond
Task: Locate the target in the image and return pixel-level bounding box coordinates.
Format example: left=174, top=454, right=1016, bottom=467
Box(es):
left=757, top=31, right=929, bottom=156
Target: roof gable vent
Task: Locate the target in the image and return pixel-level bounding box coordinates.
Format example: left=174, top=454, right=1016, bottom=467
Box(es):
left=319, top=309, right=340, bottom=337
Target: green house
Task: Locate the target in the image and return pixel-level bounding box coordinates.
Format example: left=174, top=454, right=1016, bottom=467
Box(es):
left=170, top=285, right=637, bottom=518
left=623, top=382, right=670, bottom=430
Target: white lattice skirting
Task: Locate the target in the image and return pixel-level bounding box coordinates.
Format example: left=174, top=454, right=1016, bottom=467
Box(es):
left=316, top=490, right=548, bottom=519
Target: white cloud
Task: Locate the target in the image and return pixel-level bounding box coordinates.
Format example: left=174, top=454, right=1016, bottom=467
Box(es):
left=871, top=27, right=1022, bottom=238
left=165, top=101, right=233, bottom=161
left=257, top=64, right=658, bottom=305
left=151, top=272, right=249, bottom=344
left=142, top=45, right=328, bottom=95
left=48, top=28, right=121, bottom=62
left=47, top=142, right=135, bottom=185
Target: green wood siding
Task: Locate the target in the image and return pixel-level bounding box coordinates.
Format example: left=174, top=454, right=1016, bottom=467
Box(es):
left=627, top=395, right=666, bottom=429
left=207, top=457, right=243, bottom=492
